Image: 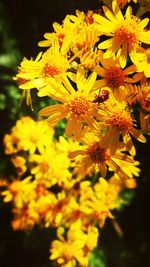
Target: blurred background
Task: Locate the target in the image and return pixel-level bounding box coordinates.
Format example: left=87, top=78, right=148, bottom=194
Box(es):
left=0, top=0, right=150, bottom=266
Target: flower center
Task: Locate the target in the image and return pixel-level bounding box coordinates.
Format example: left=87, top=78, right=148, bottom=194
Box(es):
left=69, top=96, right=90, bottom=118
left=40, top=162, right=49, bottom=173
left=87, top=142, right=110, bottom=163
left=114, top=26, right=137, bottom=46
left=36, top=183, right=46, bottom=196
left=117, top=0, right=128, bottom=8
left=105, top=66, right=125, bottom=88
left=107, top=108, right=133, bottom=133
left=44, top=63, right=61, bottom=77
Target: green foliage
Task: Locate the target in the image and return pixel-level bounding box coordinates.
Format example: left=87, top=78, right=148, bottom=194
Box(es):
left=118, top=189, right=136, bottom=211
left=89, top=248, right=107, bottom=267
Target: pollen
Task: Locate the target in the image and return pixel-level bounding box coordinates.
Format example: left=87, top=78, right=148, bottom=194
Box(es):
left=44, top=63, right=61, bottom=77
left=104, top=66, right=125, bottom=88
left=87, top=142, right=110, bottom=163
left=114, top=26, right=137, bottom=46
left=107, top=108, right=133, bottom=133
left=69, top=96, right=90, bottom=118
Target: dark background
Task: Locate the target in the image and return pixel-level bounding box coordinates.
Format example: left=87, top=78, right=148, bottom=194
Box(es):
left=0, top=1, right=150, bottom=266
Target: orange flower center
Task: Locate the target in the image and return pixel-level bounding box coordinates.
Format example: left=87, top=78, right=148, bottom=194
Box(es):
left=105, top=66, right=125, bottom=88
left=107, top=109, right=133, bottom=132
left=87, top=142, right=110, bottom=163
left=40, top=162, right=49, bottom=173
left=36, top=183, right=46, bottom=196
left=114, top=26, right=137, bottom=46
left=69, top=96, right=90, bottom=118
left=44, top=63, right=61, bottom=77
left=117, top=0, right=128, bottom=8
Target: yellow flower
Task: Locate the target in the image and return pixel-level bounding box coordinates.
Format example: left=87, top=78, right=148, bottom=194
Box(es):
left=16, top=39, right=71, bottom=93
left=94, top=0, right=150, bottom=67
left=50, top=220, right=98, bottom=267
left=1, top=176, right=34, bottom=207
left=38, top=10, right=85, bottom=51
left=14, top=52, right=43, bottom=109
left=29, top=147, right=71, bottom=187
left=94, top=54, right=142, bottom=99
left=38, top=10, right=98, bottom=55
left=78, top=177, right=122, bottom=227
left=69, top=132, right=136, bottom=183
left=6, top=117, right=54, bottom=154
left=39, top=69, right=98, bottom=139
left=99, top=99, right=146, bottom=155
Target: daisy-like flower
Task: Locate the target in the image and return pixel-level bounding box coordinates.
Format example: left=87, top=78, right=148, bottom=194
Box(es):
left=29, top=147, right=71, bottom=187
left=50, top=221, right=98, bottom=267
left=3, top=117, right=54, bottom=154
left=38, top=10, right=98, bottom=55
left=99, top=98, right=146, bottom=155
left=38, top=10, right=85, bottom=51
left=1, top=176, right=34, bottom=207
left=69, top=132, right=136, bottom=183
left=16, top=38, right=71, bottom=93
left=78, top=177, right=122, bottom=227
left=94, top=54, right=142, bottom=99
left=94, top=0, right=150, bottom=67
left=14, top=52, right=43, bottom=109
left=39, top=69, right=99, bottom=139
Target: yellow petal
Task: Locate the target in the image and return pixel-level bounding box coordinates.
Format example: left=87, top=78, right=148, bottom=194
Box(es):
left=130, top=127, right=146, bottom=143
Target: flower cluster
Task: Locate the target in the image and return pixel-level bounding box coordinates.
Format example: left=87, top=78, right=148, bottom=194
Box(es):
left=1, top=0, right=149, bottom=266
left=1, top=116, right=125, bottom=266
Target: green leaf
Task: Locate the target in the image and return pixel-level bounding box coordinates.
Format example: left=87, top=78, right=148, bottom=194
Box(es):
left=89, top=248, right=107, bottom=267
